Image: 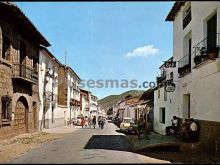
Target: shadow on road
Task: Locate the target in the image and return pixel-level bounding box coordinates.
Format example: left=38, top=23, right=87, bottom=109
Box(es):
left=84, top=135, right=133, bottom=152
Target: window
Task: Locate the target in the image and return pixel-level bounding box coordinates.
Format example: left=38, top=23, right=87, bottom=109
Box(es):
left=2, top=35, right=10, bottom=60
left=183, top=6, right=191, bottom=29
left=164, top=87, right=167, bottom=101
left=1, top=96, right=12, bottom=124
left=20, top=41, right=26, bottom=63
left=170, top=72, right=173, bottom=81
left=159, top=108, right=165, bottom=124
left=52, top=106, right=54, bottom=123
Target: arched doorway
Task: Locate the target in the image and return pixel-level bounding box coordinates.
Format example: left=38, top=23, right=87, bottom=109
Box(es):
left=14, top=96, right=28, bottom=134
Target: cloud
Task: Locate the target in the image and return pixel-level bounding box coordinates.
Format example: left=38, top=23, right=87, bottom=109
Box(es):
left=125, top=45, right=159, bottom=58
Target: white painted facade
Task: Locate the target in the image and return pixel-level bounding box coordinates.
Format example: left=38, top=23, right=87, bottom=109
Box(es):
left=171, top=1, right=220, bottom=122
left=66, top=69, right=81, bottom=122
left=154, top=61, right=177, bottom=134
left=90, top=95, right=98, bottom=117
left=39, top=49, right=65, bottom=129
left=81, top=91, right=91, bottom=117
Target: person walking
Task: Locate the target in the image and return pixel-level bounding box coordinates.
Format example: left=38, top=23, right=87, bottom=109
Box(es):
left=100, top=117, right=105, bottom=129
left=137, top=115, right=145, bottom=141
left=88, top=117, right=92, bottom=128
left=98, top=116, right=101, bottom=129
left=81, top=117, right=85, bottom=128
left=84, top=116, right=88, bottom=128
left=92, top=116, right=96, bottom=129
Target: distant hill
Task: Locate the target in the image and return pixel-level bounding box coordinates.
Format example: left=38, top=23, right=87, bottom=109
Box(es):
left=98, top=90, right=144, bottom=111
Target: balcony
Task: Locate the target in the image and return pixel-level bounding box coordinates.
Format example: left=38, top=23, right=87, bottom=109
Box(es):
left=178, top=54, right=191, bottom=77
left=44, top=91, right=58, bottom=106
left=70, top=98, right=81, bottom=107
left=156, top=71, right=166, bottom=85
left=193, top=33, right=220, bottom=67
left=12, top=63, right=38, bottom=84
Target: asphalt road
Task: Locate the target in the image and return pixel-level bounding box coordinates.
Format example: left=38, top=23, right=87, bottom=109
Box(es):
left=8, top=122, right=169, bottom=164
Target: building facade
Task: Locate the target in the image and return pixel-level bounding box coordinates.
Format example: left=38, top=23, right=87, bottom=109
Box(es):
left=39, top=47, right=65, bottom=129
left=0, top=2, right=50, bottom=138
left=57, top=65, right=81, bottom=125
left=166, top=1, right=220, bottom=152
left=90, top=94, right=98, bottom=117
left=154, top=57, right=177, bottom=134
left=80, top=89, right=91, bottom=117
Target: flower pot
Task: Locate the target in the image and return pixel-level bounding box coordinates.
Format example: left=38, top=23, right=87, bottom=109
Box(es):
left=194, top=56, right=201, bottom=65
left=208, top=52, right=218, bottom=60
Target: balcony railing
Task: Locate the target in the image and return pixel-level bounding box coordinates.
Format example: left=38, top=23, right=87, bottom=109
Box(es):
left=178, top=53, right=191, bottom=77
left=193, top=33, right=220, bottom=66
left=12, top=63, right=38, bottom=84
left=156, top=71, right=166, bottom=85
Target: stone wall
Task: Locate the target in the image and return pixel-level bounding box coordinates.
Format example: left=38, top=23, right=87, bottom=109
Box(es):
left=58, top=66, right=67, bottom=106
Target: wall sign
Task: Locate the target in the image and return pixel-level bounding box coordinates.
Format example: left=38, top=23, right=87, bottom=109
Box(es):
left=165, top=61, right=176, bottom=68
left=165, top=82, right=176, bottom=92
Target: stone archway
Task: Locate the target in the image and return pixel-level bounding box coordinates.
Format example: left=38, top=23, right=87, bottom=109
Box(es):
left=14, top=96, right=28, bottom=134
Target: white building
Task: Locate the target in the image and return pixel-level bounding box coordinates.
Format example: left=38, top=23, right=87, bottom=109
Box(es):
left=90, top=94, right=98, bottom=117
left=166, top=1, right=220, bottom=152
left=154, top=57, right=177, bottom=134
left=80, top=89, right=91, bottom=117
left=39, top=47, right=65, bottom=129
left=66, top=66, right=81, bottom=123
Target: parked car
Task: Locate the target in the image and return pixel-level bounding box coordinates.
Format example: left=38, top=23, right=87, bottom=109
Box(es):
left=120, top=117, right=138, bottom=134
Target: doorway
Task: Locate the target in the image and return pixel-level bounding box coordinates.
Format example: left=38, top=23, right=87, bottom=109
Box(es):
left=207, top=13, right=217, bottom=51
left=183, top=94, right=190, bottom=119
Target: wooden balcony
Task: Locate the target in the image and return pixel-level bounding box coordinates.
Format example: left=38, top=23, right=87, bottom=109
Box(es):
left=12, top=63, right=38, bottom=84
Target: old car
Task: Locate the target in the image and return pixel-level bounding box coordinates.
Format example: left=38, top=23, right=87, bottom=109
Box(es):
left=120, top=117, right=138, bottom=134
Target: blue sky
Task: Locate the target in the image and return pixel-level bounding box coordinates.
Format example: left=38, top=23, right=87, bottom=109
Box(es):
left=16, top=2, right=174, bottom=99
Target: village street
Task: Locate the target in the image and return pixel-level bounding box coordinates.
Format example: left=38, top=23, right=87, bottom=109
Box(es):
left=7, top=122, right=169, bottom=164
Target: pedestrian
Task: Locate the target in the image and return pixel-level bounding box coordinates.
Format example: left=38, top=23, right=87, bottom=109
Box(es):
left=137, top=115, right=145, bottom=141
left=88, top=117, right=92, bottom=128
left=98, top=116, right=101, bottom=129
left=92, top=116, right=96, bottom=129
left=81, top=116, right=85, bottom=128
left=100, top=117, right=105, bottom=129
left=84, top=116, right=88, bottom=128
left=189, top=118, right=198, bottom=142
left=165, top=116, right=178, bottom=135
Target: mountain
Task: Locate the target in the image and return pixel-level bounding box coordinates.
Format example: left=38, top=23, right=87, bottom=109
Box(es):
left=98, top=90, right=145, bottom=110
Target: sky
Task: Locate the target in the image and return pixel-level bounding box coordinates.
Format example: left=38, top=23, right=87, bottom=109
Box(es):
left=16, top=2, right=174, bottom=99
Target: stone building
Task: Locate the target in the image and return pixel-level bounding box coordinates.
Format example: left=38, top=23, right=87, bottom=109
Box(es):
left=0, top=2, right=50, bottom=138
left=58, top=65, right=81, bottom=125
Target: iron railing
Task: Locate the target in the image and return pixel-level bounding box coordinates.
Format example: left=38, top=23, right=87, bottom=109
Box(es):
left=193, top=33, right=220, bottom=58
left=178, top=53, right=191, bottom=69
left=12, top=63, right=38, bottom=84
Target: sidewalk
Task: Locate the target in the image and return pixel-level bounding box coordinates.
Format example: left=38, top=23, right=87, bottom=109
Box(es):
left=42, top=125, right=80, bottom=134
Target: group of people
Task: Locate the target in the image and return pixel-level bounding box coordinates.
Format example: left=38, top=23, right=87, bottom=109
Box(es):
left=166, top=116, right=199, bottom=142
left=80, top=116, right=106, bottom=129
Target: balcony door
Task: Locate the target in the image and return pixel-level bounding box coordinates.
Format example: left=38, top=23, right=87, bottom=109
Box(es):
left=207, top=13, right=217, bottom=52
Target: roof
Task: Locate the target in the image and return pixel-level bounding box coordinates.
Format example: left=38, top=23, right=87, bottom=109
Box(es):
left=165, top=1, right=186, bottom=21
left=0, top=2, right=50, bottom=47
left=80, top=88, right=91, bottom=94
left=40, top=46, right=62, bottom=67
left=63, top=65, right=81, bottom=81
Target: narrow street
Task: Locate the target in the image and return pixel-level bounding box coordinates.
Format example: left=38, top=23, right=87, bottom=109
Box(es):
left=8, top=122, right=169, bottom=164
